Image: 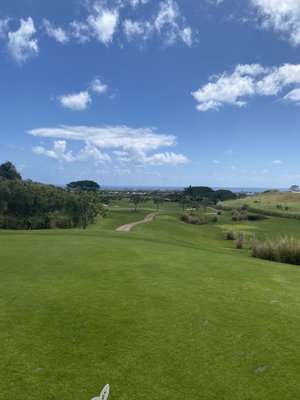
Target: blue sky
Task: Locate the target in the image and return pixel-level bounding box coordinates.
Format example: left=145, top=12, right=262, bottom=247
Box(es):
left=0, top=0, right=300, bottom=187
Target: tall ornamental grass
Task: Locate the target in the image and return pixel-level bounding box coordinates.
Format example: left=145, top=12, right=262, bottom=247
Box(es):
left=251, top=235, right=300, bottom=266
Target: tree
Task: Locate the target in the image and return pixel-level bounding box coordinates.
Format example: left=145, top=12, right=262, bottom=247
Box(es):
left=67, top=180, right=100, bottom=191
left=290, top=185, right=299, bottom=192
left=212, top=189, right=237, bottom=203
left=201, top=198, right=211, bottom=212
left=183, top=185, right=214, bottom=201
left=130, top=193, right=144, bottom=212
left=179, top=195, right=190, bottom=212
left=153, top=196, right=163, bottom=212
left=0, top=161, right=21, bottom=180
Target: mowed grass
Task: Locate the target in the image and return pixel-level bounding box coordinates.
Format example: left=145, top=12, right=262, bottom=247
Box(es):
left=1, top=204, right=300, bottom=399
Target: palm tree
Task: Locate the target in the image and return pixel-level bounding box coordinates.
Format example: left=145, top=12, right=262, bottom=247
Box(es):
left=130, top=193, right=144, bottom=212
left=153, top=196, right=163, bottom=212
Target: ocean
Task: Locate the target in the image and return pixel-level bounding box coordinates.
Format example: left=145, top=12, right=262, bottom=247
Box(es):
left=101, top=186, right=288, bottom=194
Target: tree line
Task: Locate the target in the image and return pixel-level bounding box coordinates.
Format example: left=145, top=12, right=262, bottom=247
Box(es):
left=0, top=162, right=104, bottom=230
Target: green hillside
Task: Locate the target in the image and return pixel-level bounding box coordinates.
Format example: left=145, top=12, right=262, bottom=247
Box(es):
left=219, top=190, right=300, bottom=219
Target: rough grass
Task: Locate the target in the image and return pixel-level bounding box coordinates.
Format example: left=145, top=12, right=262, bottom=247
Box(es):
left=1, top=205, right=300, bottom=399
left=251, top=235, right=300, bottom=265
left=219, top=191, right=300, bottom=219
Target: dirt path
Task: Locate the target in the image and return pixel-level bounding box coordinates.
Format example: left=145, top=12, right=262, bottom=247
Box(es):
left=116, top=213, right=157, bottom=232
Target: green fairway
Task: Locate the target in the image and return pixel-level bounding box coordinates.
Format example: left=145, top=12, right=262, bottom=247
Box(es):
left=1, top=205, right=300, bottom=399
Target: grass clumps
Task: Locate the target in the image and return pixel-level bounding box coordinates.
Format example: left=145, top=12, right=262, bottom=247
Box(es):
left=179, top=213, right=206, bottom=225
left=232, top=210, right=248, bottom=221
left=251, top=235, right=300, bottom=265
left=236, top=232, right=245, bottom=249
left=231, top=210, right=267, bottom=222
left=225, top=229, right=235, bottom=240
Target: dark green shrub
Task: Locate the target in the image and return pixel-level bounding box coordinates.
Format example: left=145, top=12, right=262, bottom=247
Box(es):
left=247, top=214, right=267, bottom=221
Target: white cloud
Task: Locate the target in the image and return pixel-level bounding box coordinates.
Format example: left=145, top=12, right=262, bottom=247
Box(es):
left=208, top=0, right=224, bottom=4
left=87, top=7, right=119, bottom=45
left=76, top=142, right=111, bottom=164
left=59, top=91, right=92, bottom=111
left=262, top=168, right=268, bottom=173
left=272, top=159, right=283, bottom=164
left=123, top=19, right=153, bottom=42
left=155, top=0, right=179, bottom=32
left=28, top=125, right=188, bottom=166
left=146, top=151, right=188, bottom=165
left=33, top=140, right=74, bottom=162
left=212, top=160, right=220, bottom=164
left=113, top=166, right=132, bottom=177
left=7, top=17, right=39, bottom=64
left=129, top=0, right=150, bottom=7
left=192, top=63, right=300, bottom=111
left=154, top=0, right=192, bottom=46
left=33, top=140, right=110, bottom=164
left=69, top=21, right=91, bottom=43
left=283, top=87, right=300, bottom=104
left=0, top=18, right=10, bottom=39
left=250, top=0, right=300, bottom=46
left=91, top=78, right=108, bottom=93
left=123, top=0, right=193, bottom=46
left=180, top=27, right=193, bottom=46
left=115, top=147, right=188, bottom=165
left=43, top=19, right=69, bottom=44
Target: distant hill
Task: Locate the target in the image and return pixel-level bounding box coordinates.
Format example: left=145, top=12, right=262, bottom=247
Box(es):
left=218, top=190, right=300, bottom=220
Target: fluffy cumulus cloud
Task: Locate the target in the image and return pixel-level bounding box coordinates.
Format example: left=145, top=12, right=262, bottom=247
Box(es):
left=58, top=77, right=108, bottom=111
left=7, top=17, right=39, bottom=64
left=28, top=125, right=188, bottom=166
left=59, top=91, right=92, bottom=111
left=87, top=7, right=119, bottom=45
left=33, top=140, right=74, bottom=162
left=192, top=63, right=300, bottom=111
left=33, top=140, right=110, bottom=164
left=43, top=19, right=69, bottom=44
left=250, top=0, right=300, bottom=46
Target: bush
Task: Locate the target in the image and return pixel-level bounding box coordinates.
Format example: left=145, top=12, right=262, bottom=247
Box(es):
left=236, top=232, right=244, bottom=249
left=225, top=229, right=235, bottom=240
left=179, top=213, right=206, bottom=225
left=217, top=211, right=222, bottom=215
left=50, top=213, right=74, bottom=229
left=247, top=214, right=267, bottom=221
left=232, top=210, right=248, bottom=221
left=211, top=215, right=218, bottom=222
left=251, top=236, right=300, bottom=266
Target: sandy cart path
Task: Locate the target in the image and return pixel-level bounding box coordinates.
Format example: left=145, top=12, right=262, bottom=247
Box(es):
left=116, top=213, right=156, bottom=232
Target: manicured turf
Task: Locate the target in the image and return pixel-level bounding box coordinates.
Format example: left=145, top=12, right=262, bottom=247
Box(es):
left=1, top=205, right=300, bottom=399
